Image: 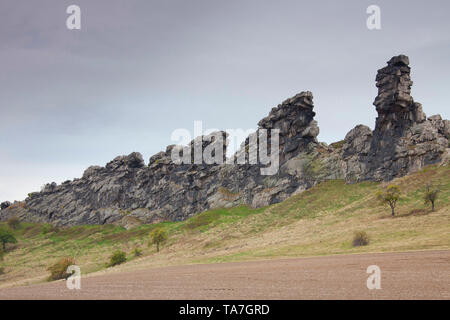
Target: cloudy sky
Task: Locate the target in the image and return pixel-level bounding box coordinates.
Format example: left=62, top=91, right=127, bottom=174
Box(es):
left=1, top=0, right=449, bottom=202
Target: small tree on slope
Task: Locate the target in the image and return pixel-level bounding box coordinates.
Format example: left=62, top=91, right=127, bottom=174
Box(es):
left=150, top=228, right=168, bottom=253
left=424, top=184, right=440, bottom=212
left=0, top=228, right=17, bottom=251
left=376, top=185, right=401, bottom=216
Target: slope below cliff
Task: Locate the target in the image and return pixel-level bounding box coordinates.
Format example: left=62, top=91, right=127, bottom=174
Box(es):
left=1, top=164, right=449, bottom=289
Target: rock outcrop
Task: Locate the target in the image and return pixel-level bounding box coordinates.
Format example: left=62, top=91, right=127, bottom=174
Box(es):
left=1, top=55, right=448, bottom=227
left=257, top=91, right=319, bottom=162
left=340, top=55, right=449, bottom=181
left=0, top=201, right=11, bottom=210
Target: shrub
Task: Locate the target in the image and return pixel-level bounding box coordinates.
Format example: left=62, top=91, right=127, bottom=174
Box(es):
left=7, top=217, right=20, bottom=230
left=132, top=247, right=142, bottom=257
left=0, top=227, right=17, bottom=251
left=352, top=231, right=370, bottom=247
left=149, top=228, right=168, bottom=252
left=47, top=257, right=76, bottom=281
left=0, top=267, right=4, bottom=275
left=108, top=250, right=126, bottom=267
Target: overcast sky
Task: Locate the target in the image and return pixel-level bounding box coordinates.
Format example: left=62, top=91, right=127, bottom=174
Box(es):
left=1, top=0, right=449, bottom=202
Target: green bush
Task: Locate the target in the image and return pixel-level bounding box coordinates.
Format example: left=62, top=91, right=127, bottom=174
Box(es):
left=0, top=228, right=17, bottom=251
left=108, top=250, right=126, bottom=267
left=352, top=231, right=370, bottom=247
left=47, top=257, right=76, bottom=281
left=0, top=267, right=4, bottom=275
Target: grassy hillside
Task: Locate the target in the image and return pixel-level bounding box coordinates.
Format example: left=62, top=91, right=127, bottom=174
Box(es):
left=1, top=164, right=449, bottom=288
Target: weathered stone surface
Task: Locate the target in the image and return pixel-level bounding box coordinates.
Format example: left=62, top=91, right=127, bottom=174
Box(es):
left=1, top=55, right=448, bottom=226
left=363, top=55, right=447, bottom=181
left=258, top=91, right=319, bottom=163
left=341, top=125, right=373, bottom=182
left=0, top=201, right=11, bottom=210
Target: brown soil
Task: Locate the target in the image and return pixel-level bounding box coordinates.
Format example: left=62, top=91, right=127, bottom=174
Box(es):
left=0, top=250, right=449, bottom=300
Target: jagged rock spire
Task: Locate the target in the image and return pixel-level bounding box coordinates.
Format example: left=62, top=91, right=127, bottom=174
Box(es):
left=258, top=91, right=319, bottom=162
left=373, top=55, right=426, bottom=130
left=374, top=55, right=413, bottom=111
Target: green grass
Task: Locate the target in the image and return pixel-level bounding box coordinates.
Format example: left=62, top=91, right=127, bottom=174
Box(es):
left=0, top=164, right=449, bottom=288
left=182, top=206, right=265, bottom=232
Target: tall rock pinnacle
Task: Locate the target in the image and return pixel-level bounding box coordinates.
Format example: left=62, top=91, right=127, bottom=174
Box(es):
left=373, top=55, right=426, bottom=132
left=364, top=55, right=448, bottom=180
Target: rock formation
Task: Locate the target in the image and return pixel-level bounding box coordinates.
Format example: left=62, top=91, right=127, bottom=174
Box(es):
left=257, top=91, right=319, bottom=163
left=341, top=55, right=449, bottom=181
left=1, top=55, right=448, bottom=227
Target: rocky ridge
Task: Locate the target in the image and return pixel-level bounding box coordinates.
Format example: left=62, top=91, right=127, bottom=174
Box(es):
left=1, top=55, right=448, bottom=227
